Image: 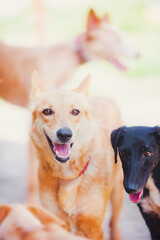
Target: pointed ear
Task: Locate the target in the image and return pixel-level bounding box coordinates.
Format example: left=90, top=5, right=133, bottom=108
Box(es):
left=31, top=71, right=46, bottom=97
left=87, top=9, right=100, bottom=31
left=102, top=13, right=110, bottom=23
left=28, top=205, right=65, bottom=227
left=111, top=126, right=126, bottom=164
left=74, top=74, right=90, bottom=97
left=0, top=205, right=11, bottom=224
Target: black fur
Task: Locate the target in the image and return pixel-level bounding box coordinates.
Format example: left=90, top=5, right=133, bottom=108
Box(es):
left=143, top=187, right=149, bottom=198
left=152, top=162, right=160, bottom=190
left=138, top=204, right=160, bottom=240
left=111, top=126, right=160, bottom=239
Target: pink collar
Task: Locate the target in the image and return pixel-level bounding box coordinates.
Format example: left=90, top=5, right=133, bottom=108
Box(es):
left=79, top=160, right=90, bottom=176
left=75, top=34, right=88, bottom=64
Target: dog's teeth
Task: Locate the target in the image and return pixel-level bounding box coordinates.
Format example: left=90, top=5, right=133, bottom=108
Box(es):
left=56, top=150, right=59, bottom=157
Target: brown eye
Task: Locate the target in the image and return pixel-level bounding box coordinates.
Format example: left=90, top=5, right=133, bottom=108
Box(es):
left=42, top=109, right=53, bottom=116
left=72, top=109, right=80, bottom=116
left=119, top=151, right=125, bottom=157
left=144, top=151, right=152, bottom=158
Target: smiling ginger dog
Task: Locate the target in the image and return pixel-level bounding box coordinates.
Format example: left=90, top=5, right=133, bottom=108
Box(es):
left=30, top=72, right=123, bottom=240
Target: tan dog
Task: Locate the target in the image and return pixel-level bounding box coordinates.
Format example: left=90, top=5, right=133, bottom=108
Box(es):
left=0, top=204, right=88, bottom=240
left=30, top=72, right=123, bottom=240
left=0, top=9, right=138, bottom=107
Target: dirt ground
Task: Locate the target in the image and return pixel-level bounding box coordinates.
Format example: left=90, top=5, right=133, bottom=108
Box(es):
left=0, top=74, right=159, bottom=239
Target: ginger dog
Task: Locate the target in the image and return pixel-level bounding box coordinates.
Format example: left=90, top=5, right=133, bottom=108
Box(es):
left=30, top=72, right=123, bottom=240
left=0, top=204, right=88, bottom=240
left=0, top=9, right=138, bottom=107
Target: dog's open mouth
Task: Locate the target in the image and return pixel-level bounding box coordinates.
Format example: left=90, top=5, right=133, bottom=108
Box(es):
left=45, top=133, right=73, bottom=163
left=129, top=189, right=143, bottom=204
left=107, top=57, right=127, bottom=71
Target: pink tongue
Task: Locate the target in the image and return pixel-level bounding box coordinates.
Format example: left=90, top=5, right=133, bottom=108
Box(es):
left=109, top=57, right=127, bottom=71
left=129, top=190, right=143, bottom=203
left=53, top=143, right=70, bottom=158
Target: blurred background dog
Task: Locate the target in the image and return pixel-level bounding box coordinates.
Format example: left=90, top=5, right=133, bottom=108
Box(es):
left=0, top=204, right=88, bottom=240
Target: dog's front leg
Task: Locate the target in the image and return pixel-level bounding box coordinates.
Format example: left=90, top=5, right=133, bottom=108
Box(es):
left=109, top=174, right=123, bottom=240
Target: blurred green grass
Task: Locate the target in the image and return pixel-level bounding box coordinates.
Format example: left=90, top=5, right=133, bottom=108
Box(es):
left=0, top=0, right=160, bottom=78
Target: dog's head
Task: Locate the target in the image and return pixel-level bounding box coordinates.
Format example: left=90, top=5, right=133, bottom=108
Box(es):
left=81, top=9, right=139, bottom=70
left=111, top=126, right=160, bottom=203
left=30, top=72, right=94, bottom=179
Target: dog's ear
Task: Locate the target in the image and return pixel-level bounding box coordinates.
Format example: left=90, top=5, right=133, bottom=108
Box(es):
left=154, top=126, right=160, bottom=145
left=87, top=9, right=100, bottom=31
left=102, top=13, right=110, bottom=23
left=31, top=71, right=47, bottom=97
left=111, top=126, right=126, bottom=164
left=74, top=74, right=90, bottom=97
left=27, top=205, right=65, bottom=227
left=0, top=205, right=11, bottom=224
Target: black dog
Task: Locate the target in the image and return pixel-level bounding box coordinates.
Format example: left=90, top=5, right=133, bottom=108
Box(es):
left=111, top=126, right=160, bottom=240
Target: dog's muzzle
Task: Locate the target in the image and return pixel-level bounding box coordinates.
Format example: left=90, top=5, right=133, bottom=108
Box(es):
left=45, top=131, right=73, bottom=163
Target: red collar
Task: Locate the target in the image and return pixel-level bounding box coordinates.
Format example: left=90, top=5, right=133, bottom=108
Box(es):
left=75, top=34, right=88, bottom=64
left=79, top=160, right=90, bottom=176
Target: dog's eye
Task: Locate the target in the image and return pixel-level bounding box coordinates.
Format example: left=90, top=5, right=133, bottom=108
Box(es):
left=72, top=109, right=80, bottom=116
left=42, top=109, right=53, bottom=116
left=144, top=151, right=152, bottom=158
left=119, top=151, right=125, bottom=157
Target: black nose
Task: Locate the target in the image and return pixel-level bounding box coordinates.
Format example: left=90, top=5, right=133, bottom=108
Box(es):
left=125, top=187, right=137, bottom=194
left=124, top=182, right=138, bottom=194
left=56, top=127, right=72, bottom=142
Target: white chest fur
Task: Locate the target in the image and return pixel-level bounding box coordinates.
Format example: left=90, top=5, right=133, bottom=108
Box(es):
left=58, top=177, right=81, bottom=216
left=141, top=176, right=160, bottom=217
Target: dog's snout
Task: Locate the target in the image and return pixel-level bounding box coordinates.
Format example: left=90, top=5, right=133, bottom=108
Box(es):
left=56, top=127, right=72, bottom=142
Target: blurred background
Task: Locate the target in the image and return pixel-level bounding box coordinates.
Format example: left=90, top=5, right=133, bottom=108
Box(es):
left=0, top=0, right=160, bottom=239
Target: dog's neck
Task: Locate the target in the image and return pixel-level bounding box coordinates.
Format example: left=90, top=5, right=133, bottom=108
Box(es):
left=73, top=34, right=89, bottom=64
left=78, top=160, right=90, bottom=176
left=49, top=34, right=89, bottom=66
left=38, top=152, right=91, bottom=181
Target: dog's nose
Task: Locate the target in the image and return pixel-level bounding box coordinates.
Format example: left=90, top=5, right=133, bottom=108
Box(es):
left=125, top=187, right=137, bottom=194
left=56, top=127, right=72, bottom=142
left=124, top=182, right=138, bottom=194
